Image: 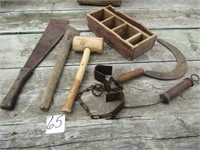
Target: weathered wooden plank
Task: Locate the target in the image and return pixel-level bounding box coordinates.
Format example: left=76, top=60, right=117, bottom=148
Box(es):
left=1, top=0, right=199, bottom=12
left=0, top=114, right=200, bottom=149
left=0, top=61, right=199, bottom=119
left=0, top=8, right=200, bottom=33
left=0, top=29, right=199, bottom=69
left=1, top=61, right=199, bottom=149
left=0, top=0, right=200, bottom=149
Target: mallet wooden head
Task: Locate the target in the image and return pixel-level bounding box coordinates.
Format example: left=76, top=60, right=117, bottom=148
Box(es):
left=72, top=36, right=104, bottom=53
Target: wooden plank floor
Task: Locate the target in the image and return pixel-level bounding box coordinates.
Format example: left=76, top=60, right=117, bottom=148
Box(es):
left=0, top=0, right=200, bottom=149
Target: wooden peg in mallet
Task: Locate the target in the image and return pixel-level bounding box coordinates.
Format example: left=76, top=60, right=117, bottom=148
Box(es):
left=62, top=36, right=104, bottom=113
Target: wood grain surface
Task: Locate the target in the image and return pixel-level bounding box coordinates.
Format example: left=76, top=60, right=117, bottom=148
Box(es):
left=0, top=0, right=200, bottom=149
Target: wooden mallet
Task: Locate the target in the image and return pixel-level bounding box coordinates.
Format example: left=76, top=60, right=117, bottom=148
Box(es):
left=62, top=36, right=104, bottom=113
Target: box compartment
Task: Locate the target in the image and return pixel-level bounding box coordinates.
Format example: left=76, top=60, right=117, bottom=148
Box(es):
left=87, top=6, right=157, bottom=60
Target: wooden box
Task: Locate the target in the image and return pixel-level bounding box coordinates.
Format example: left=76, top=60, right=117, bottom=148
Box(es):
left=87, top=6, right=157, bottom=60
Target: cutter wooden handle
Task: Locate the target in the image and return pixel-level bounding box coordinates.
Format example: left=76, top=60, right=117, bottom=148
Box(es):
left=39, top=30, right=73, bottom=111
left=160, top=78, right=194, bottom=104
left=62, top=48, right=90, bottom=113
left=1, top=68, right=33, bottom=110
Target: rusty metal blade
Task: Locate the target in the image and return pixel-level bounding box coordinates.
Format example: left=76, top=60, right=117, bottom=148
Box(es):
left=24, top=19, right=68, bottom=69
left=0, top=19, right=68, bottom=110
left=144, top=38, right=188, bottom=80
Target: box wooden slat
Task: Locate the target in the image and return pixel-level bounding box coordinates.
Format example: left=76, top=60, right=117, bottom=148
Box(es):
left=87, top=6, right=157, bottom=60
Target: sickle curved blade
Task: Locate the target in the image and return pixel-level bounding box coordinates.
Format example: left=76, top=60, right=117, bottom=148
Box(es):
left=144, top=38, right=188, bottom=80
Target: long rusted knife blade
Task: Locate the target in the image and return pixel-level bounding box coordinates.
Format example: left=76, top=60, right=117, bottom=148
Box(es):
left=24, top=19, right=68, bottom=69
left=115, top=38, right=188, bottom=83
left=1, top=19, right=67, bottom=110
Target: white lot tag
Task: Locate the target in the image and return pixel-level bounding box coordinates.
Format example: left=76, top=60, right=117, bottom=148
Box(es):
left=46, top=115, right=65, bottom=134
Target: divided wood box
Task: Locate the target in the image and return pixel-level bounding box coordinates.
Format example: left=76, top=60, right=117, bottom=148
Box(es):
left=87, top=6, right=157, bottom=60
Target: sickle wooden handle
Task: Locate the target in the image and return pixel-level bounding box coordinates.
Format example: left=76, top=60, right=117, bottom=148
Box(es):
left=114, top=68, right=144, bottom=84
left=62, top=48, right=91, bottom=113
left=1, top=68, right=33, bottom=110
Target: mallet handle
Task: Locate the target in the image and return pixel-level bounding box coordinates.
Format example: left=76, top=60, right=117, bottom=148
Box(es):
left=62, top=48, right=90, bottom=113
